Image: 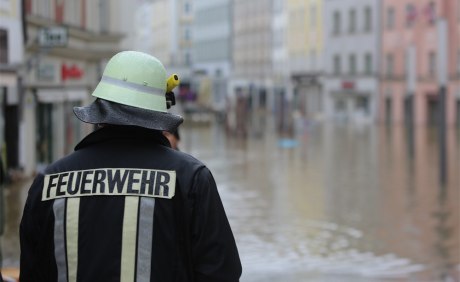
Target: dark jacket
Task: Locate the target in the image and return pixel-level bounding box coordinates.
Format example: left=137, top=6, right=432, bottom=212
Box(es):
left=20, top=126, right=241, bottom=282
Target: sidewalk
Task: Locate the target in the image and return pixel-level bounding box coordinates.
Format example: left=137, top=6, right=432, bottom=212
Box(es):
left=1, top=177, right=33, bottom=271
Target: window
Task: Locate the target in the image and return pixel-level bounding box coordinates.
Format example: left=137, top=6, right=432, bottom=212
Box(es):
left=365, top=53, right=372, bottom=75
left=386, top=54, right=394, bottom=78
left=426, top=2, right=436, bottom=25
left=335, top=100, right=346, bottom=111
left=458, top=0, right=460, bottom=21
left=0, top=29, right=7, bottom=64
left=457, top=50, right=460, bottom=75
left=334, top=55, right=341, bottom=75
left=273, top=0, right=283, bottom=13
left=311, top=5, right=317, bottom=28
left=99, top=0, right=109, bottom=33
left=333, top=11, right=341, bottom=35
left=387, top=7, right=395, bottom=29
left=356, top=96, right=369, bottom=114
left=349, top=54, right=357, bottom=75
left=429, top=51, right=436, bottom=77
left=406, top=4, right=416, bottom=28
left=185, top=51, right=191, bottom=66
left=364, top=7, right=372, bottom=32
left=184, top=27, right=191, bottom=41
left=311, top=50, right=316, bottom=69
left=184, top=2, right=191, bottom=14
left=349, top=9, right=356, bottom=33
left=273, top=29, right=283, bottom=48
left=404, top=52, right=408, bottom=75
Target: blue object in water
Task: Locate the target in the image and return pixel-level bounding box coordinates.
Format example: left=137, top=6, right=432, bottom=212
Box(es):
left=278, top=139, right=299, bottom=148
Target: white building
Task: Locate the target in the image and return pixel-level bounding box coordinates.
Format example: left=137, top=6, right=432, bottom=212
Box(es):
left=323, top=0, right=380, bottom=123
left=0, top=0, right=25, bottom=174
left=192, top=0, right=232, bottom=111
left=231, top=0, right=273, bottom=111
left=151, top=0, right=193, bottom=83
left=22, top=0, right=124, bottom=175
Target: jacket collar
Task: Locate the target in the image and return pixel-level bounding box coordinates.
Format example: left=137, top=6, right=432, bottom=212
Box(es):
left=75, top=125, right=171, bottom=151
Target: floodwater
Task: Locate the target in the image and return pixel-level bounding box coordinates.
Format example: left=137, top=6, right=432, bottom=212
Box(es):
left=180, top=116, right=459, bottom=282
left=1, top=116, right=459, bottom=282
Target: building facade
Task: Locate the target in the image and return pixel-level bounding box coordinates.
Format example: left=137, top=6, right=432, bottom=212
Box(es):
left=22, top=0, right=123, bottom=175
left=151, top=0, right=193, bottom=83
left=0, top=0, right=24, bottom=175
left=287, top=0, right=324, bottom=121
left=324, top=0, right=381, bottom=123
left=231, top=0, right=273, bottom=111
left=192, top=0, right=232, bottom=111
left=380, top=0, right=459, bottom=126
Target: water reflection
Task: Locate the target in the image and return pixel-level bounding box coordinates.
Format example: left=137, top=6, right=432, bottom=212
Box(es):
left=0, top=117, right=459, bottom=281
left=182, top=118, right=459, bottom=281
left=1, top=179, right=31, bottom=269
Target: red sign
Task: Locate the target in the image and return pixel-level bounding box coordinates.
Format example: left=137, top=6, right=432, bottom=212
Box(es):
left=342, top=81, right=355, bottom=90
left=61, top=64, right=83, bottom=81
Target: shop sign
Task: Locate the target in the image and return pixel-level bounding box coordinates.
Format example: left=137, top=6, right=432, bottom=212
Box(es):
left=61, top=64, right=83, bottom=81
left=38, top=27, right=68, bottom=47
left=342, top=81, right=355, bottom=90
left=36, top=64, right=56, bottom=82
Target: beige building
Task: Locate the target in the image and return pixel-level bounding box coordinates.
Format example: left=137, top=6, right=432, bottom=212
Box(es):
left=151, top=0, right=193, bottom=82
left=287, top=0, right=324, bottom=120
left=22, top=0, right=124, bottom=175
left=192, top=0, right=232, bottom=111
left=232, top=0, right=273, bottom=110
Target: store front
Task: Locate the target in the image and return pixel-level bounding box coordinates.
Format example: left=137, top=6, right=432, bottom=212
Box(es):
left=0, top=72, right=20, bottom=173
left=34, top=88, right=87, bottom=171
left=331, top=92, right=372, bottom=123
left=325, top=78, right=378, bottom=124
left=292, top=74, right=322, bottom=121
left=23, top=56, right=91, bottom=173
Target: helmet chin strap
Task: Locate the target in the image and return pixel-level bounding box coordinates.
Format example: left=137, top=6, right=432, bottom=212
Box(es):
left=165, top=91, right=176, bottom=109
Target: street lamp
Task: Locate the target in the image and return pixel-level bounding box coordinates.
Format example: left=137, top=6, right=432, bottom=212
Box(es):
left=436, top=18, right=447, bottom=187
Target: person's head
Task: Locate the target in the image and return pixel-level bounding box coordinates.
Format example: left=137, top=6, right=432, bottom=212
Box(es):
left=73, top=51, right=183, bottom=132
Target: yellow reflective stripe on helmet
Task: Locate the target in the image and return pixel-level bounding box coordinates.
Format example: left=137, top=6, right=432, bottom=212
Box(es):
left=101, top=76, right=165, bottom=97
left=121, top=196, right=140, bottom=282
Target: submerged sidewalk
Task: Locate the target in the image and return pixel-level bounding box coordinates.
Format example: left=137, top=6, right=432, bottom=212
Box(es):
left=1, top=177, right=33, bottom=271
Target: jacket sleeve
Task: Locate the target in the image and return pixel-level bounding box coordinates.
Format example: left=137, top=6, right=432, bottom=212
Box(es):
left=19, top=175, right=44, bottom=282
left=191, top=167, right=242, bottom=282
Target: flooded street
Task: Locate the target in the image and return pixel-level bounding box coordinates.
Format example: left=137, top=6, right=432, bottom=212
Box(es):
left=1, top=116, right=460, bottom=281
left=180, top=117, right=460, bottom=282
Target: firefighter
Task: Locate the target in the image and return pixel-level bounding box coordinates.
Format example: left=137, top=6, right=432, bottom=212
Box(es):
left=20, top=51, right=242, bottom=281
